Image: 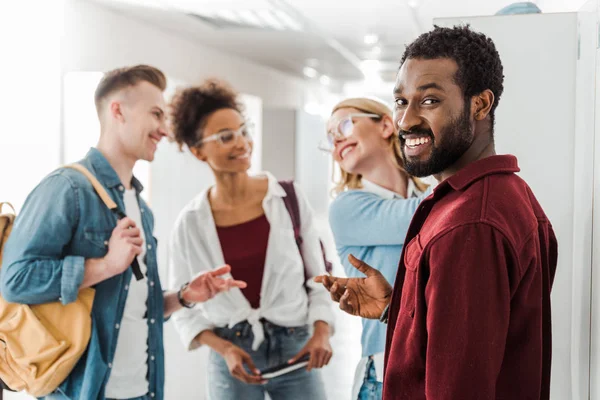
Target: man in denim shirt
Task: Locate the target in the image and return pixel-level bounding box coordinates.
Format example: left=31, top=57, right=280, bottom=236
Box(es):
left=1, top=65, right=245, bottom=400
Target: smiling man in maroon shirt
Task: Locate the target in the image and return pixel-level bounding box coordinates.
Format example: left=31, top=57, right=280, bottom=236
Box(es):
left=316, top=25, right=558, bottom=400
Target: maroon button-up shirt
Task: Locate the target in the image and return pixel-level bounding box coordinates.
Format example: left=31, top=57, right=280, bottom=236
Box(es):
left=383, top=155, right=558, bottom=400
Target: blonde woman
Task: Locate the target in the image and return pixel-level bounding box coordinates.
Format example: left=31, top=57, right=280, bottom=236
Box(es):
left=323, top=98, right=431, bottom=400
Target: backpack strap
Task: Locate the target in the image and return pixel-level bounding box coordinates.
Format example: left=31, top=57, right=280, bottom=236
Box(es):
left=278, top=180, right=302, bottom=247
left=0, top=203, right=16, bottom=268
left=63, top=164, right=144, bottom=281
left=63, top=164, right=118, bottom=210
left=0, top=203, right=15, bottom=215
left=279, top=180, right=310, bottom=287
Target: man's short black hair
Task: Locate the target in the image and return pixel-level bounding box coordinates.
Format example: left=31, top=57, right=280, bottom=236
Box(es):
left=400, top=25, right=504, bottom=126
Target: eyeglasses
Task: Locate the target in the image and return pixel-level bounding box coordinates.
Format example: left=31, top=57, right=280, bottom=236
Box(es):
left=318, top=113, right=380, bottom=153
left=196, top=123, right=254, bottom=147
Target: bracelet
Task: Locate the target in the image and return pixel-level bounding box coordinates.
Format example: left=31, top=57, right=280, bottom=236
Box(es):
left=177, top=282, right=195, bottom=309
left=379, top=303, right=390, bottom=324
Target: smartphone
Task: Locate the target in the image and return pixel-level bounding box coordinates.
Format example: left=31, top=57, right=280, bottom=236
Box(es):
left=260, top=354, right=310, bottom=379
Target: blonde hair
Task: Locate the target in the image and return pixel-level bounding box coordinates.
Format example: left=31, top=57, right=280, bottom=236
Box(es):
left=330, top=97, right=428, bottom=194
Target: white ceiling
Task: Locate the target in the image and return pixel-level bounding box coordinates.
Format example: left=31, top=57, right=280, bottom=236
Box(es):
left=87, top=0, right=590, bottom=85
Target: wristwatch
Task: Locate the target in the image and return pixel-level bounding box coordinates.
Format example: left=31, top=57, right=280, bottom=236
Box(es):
left=177, top=282, right=195, bottom=309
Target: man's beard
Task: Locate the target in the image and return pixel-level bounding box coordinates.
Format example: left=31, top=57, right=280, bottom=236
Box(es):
left=400, top=104, right=474, bottom=178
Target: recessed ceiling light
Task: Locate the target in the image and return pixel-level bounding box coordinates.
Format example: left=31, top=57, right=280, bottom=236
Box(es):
left=320, top=75, right=331, bottom=85
left=303, top=66, right=318, bottom=78
left=364, top=34, right=379, bottom=45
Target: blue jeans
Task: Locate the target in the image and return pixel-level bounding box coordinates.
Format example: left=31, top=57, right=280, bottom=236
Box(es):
left=107, top=395, right=151, bottom=400
left=207, top=320, right=326, bottom=400
left=358, top=357, right=383, bottom=400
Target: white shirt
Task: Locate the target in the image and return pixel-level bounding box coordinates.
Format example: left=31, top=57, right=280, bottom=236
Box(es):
left=167, top=172, right=335, bottom=351
left=361, top=177, right=421, bottom=200
left=105, top=189, right=149, bottom=399
left=351, top=178, right=424, bottom=398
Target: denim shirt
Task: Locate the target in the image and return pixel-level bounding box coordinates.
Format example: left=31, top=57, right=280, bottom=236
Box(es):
left=0, top=148, right=165, bottom=400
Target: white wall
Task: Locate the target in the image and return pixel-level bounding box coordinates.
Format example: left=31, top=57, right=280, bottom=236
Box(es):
left=436, top=12, right=592, bottom=400
left=262, top=109, right=297, bottom=180
left=295, top=111, right=331, bottom=219
left=0, top=0, right=63, bottom=213
left=585, top=0, right=600, bottom=397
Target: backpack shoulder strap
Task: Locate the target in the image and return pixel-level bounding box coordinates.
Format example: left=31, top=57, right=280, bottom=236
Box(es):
left=63, top=164, right=118, bottom=211
left=278, top=180, right=302, bottom=246
left=63, top=164, right=144, bottom=280
left=0, top=203, right=16, bottom=267
left=0, top=203, right=15, bottom=215
left=279, top=181, right=334, bottom=277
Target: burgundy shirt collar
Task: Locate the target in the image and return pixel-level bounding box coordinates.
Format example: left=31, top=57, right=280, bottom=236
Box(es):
left=436, top=155, right=520, bottom=192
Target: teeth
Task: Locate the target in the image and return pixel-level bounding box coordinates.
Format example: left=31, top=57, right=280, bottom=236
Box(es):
left=406, top=137, right=430, bottom=147
left=341, top=146, right=354, bottom=158
left=150, top=138, right=159, bottom=145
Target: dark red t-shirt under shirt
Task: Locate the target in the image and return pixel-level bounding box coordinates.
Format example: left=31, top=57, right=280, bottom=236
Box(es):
left=216, top=214, right=270, bottom=309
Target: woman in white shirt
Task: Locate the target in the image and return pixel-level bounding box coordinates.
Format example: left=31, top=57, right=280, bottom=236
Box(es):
left=166, top=79, right=334, bottom=400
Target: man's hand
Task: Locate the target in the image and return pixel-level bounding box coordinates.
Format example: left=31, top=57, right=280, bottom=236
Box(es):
left=288, top=321, right=333, bottom=371
left=314, top=254, right=392, bottom=319
left=104, top=217, right=142, bottom=276
left=183, top=265, right=247, bottom=304
left=222, top=344, right=266, bottom=385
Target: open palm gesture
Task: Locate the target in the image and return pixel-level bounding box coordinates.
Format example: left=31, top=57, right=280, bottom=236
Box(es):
left=182, top=265, right=247, bottom=304
left=314, top=254, right=392, bottom=319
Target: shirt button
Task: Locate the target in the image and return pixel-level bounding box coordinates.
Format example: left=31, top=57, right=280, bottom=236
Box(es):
left=147, top=244, right=152, bottom=250
left=58, top=297, right=62, bottom=302
left=150, top=281, right=155, bottom=287
left=150, top=393, right=155, bottom=398
left=141, top=208, right=145, bottom=213
left=115, top=323, right=120, bottom=329
left=108, top=363, right=112, bottom=368
left=119, top=185, right=124, bottom=191
left=150, top=318, right=156, bottom=324
left=104, top=240, right=108, bottom=246
left=150, top=355, right=155, bottom=361
left=124, top=285, right=129, bottom=291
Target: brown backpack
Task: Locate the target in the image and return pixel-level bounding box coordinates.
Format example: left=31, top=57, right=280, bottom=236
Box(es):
left=0, top=203, right=16, bottom=393
left=0, top=164, right=116, bottom=397
left=0, top=203, right=15, bottom=269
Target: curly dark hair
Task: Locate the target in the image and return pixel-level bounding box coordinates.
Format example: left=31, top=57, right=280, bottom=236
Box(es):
left=400, top=25, right=504, bottom=126
left=169, top=79, right=244, bottom=150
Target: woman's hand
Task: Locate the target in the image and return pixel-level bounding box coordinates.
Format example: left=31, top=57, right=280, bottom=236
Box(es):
left=287, top=321, right=333, bottom=371
left=183, top=265, right=247, bottom=304
left=222, top=344, right=266, bottom=385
